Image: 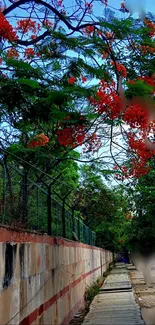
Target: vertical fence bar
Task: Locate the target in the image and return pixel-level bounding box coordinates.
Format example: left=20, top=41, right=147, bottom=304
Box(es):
left=47, top=184, right=52, bottom=236
left=36, top=186, right=39, bottom=230
left=72, top=208, right=75, bottom=239
left=2, top=163, right=7, bottom=224
left=89, top=229, right=91, bottom=245
left=22, top=170, right=28, bottom=223
left=78, top=214, right=80, bottom=241
left=62, top=199, right=66, bottom=238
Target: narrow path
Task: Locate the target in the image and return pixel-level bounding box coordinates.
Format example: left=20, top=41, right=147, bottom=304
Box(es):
left=82, top=262, right=145, bottom=325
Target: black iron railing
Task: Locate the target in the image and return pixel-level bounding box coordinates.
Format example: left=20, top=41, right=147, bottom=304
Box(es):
left=0, top=156, right=96, bottom=245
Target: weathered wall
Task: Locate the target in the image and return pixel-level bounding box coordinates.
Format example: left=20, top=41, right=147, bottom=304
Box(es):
left=0, top=227, right=113, bottom=325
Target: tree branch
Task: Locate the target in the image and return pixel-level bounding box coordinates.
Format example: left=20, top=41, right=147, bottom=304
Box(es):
left=3, top=0, right=102, bottom=46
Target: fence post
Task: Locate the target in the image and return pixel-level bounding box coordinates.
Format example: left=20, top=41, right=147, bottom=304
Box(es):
left=72, top=208, right=75, bottom=237
left=78, top=214, right=80, bottom=241
left=36, top=187, right=39, bottom=230
left=62, top=198, right=66, bottom=238
left=2, top=162, right=7, bottom=224
left=22, top=170, right=28, bottom=223
left=100, top=251, right=103, bottom=277
left=89, top=229, right=91, bottom=245
left=47, top=184, right=52, bottom=236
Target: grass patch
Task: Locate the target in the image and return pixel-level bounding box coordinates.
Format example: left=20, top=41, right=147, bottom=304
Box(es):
left=84, top=276, right=105, bottom=306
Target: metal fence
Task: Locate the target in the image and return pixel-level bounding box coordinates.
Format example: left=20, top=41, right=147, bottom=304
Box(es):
left=0, top=158, right=96, bottom=245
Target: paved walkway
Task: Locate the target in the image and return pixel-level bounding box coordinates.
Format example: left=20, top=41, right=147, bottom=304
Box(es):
left=82, top=263, right=145, bottom=325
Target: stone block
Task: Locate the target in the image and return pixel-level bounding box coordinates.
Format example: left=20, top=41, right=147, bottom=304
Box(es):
left=0, top=243, right=5, bottom=290
left=64, top=246, right=69, bottom=265
left=27, top=244, right=36, bottom=276
left=0, top=283, right=20, bottom=325
left=14, top=244, right=20, bottom=283
left=68, top=247, right=74, bottom=265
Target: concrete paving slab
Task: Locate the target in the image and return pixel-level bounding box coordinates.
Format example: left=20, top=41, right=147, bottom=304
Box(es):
left=111, top=269, right=128, bottom=274
left=82, top=264, right=145, bottom=325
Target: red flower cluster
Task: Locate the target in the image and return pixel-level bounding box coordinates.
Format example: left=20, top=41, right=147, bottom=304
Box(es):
left=83, top=133, right=102, bottom=154
left=56, top=125, right=86, bottom=148
left=83, top=25, right=94, bottom=35
left=81, top=75, right=87, bottom=83
left=111, top=61, right=127, bottom=78
left=68, top=76, right=76, bottom=84
left=129, top=159, right=151, bottom=178
left=7, top=48, right=19, bottom=58
left=125, top=134, right=155, bottom=178
left=89, top=79, right=121, bottom=119
left=138, top=76, right=155, bottom=94
left=144, top=19, right=155, bottom=37
left=140, top=45, right=155, bottom=55
left=0, top=13, right=17, bottom=41
left=123, top=104, right=148, bottom=128
left=17, top=19, right=40, bottom=34
left=24, top=48, right=35, bottom=58
left=128, top=134, right=155, bottom=161
left=43, top=19, right=53, bottom=28
left=28, top=134, right=49, bottom=148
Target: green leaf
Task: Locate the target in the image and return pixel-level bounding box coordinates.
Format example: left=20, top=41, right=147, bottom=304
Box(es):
left=101, top=169, right=116, bottom=175
left=86, top=113, right=99, bottom=119
left=17, top=78, right=39, bottom=88
left=53, top=61, right=61, bottom=70
left=6, top=59, right=33, bottom=70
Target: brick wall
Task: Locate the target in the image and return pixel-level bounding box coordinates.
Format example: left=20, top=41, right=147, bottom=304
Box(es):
left=0, top=227, right=113, bottom=325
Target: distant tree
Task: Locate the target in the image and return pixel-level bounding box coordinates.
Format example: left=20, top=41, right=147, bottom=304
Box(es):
left=76, top=165, right=129, bottom=250
left=125, top=158, right=155, bottom=253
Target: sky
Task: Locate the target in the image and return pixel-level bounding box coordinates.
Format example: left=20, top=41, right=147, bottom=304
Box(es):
left=112, top=0, right=154, bottom=10
left=98, top=0, right=155, bottom=14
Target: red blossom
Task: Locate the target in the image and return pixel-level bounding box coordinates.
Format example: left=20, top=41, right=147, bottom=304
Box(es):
left=0, top=13, right=17, bottom=41
left=84, top=25, right=94, bottom=35
left=17, top=19, right=40, bottom=34
left=111, top=61, right=127, bottom=78
left=89, top=79, right=121, bottom=119
left=43, top=19, right=53, bottom=28
left=97, top=30, right=102, bottom=36
left=83, top=133, right=102, bottom=154
left=28, top=134, right=49, bottom=148
left=81, top=76, right=87, bottom=83
left=137, top=76, right=155, bottom=94
left=144, top=19, right=155, bottom=37
left=56, top=125, right=86, bottom=148
left=24, top=48, right=35, bottom=58
left=68, top=76, right=76, bottom=84
left=122, top=134, right=155, bottom=178
left=123, top=104, right=148, bottom=128
left=7, top=48, right=19, bottom=58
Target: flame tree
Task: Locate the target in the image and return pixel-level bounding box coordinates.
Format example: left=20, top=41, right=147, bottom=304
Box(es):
left=0, top=0, right=155, bottom=181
